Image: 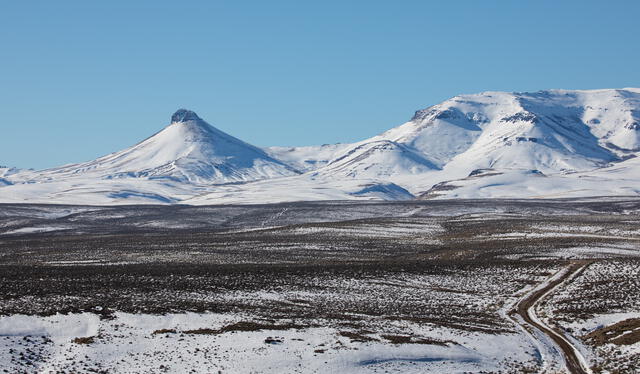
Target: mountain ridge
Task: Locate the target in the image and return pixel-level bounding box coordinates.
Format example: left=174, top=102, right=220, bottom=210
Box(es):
left=2, top=88, right=640, bottom=205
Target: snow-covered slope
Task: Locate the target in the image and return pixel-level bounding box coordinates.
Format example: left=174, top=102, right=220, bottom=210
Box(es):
left=0, top=167, right=24, bottom=178
left=2, top=88, right=640, bottom=205
left=264, top=143, right=351, bottom=172
left=184, top=176, right=413, bottom=205
left=315, top=140, right=438, bottom=179
left=0, top=167, right=27, bottom=186
left=418, top=160, right=640, bottom=200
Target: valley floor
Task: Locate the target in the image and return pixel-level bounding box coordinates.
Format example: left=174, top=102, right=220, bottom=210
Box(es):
left=0, top=198, right=639, bottom=373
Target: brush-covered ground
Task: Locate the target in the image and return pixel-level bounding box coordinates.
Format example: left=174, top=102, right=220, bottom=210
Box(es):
left=0, top=198, right=639, bottom=373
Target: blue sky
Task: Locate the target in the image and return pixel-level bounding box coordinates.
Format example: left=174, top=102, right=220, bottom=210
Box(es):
left=1, top=1, right=639, bottom=169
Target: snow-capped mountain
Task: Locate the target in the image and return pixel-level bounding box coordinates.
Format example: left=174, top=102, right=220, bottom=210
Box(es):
left=2, top=88, right=640, bottom=205
left=364, top=88, right=639, bottom=174
left=0, top=110, right=302, bottom=204
left=16, top=109, right=300, bottom=185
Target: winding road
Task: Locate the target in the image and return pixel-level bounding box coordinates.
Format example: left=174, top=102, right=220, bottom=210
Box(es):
left=514, top=261, right=593, bottom=374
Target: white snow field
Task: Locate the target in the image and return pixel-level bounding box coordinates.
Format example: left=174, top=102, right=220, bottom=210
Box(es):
left=2, top=88, right=640, bottom=205
left=0, top=311, right=538, bottom=374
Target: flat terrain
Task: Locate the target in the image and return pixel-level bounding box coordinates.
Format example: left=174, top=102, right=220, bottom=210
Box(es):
left=0, top=198, right=639, bottom=373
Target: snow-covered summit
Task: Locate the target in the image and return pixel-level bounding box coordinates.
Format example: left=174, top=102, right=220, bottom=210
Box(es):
left=171, top=109, right=202, bottom=123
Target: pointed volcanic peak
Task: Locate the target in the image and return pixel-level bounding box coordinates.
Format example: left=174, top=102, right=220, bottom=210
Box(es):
left=34, top=109, right=300, bottom=184
left=371, top=88, right=640, bottom=174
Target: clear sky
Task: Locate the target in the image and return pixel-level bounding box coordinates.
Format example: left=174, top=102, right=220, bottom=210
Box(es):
left=1, top=0, right=639, bottom=169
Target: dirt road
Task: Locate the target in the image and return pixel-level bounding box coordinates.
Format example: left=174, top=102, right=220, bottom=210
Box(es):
left=515, top=261, right=593, bottom=374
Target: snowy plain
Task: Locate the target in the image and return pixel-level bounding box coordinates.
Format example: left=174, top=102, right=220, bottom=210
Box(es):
left=0, top=311, right=539, bottom=374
